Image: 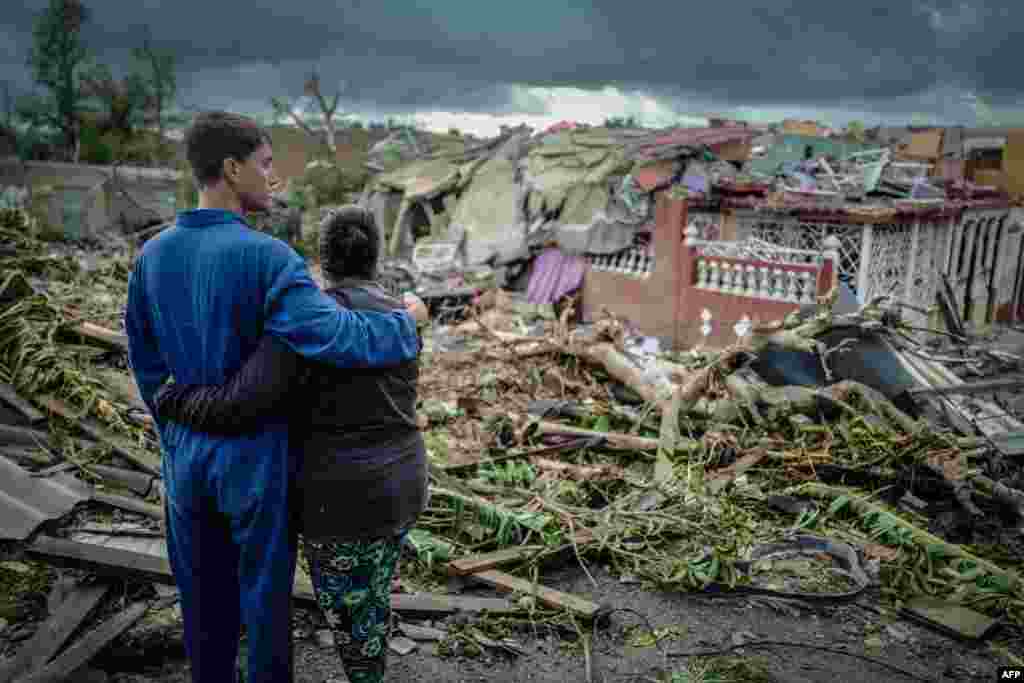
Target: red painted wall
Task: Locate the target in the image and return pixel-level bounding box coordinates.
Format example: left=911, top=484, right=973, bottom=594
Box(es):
left=581, top=195, right=834, bottom=349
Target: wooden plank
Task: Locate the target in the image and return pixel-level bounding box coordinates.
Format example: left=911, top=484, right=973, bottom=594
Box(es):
left=0, top=582, right=111, bottom=683
left=27, top=536, right=174, bottom=585
left=17, top=601, right=149, bottom=683
left=389, top=593, right=517, bottom=616
left=75, top=525, right=164, bottom=539
left=441, top=438, right=598, bottom=474
left=68, top=322, right=129, bottom=352
left=0, top=384, right=44, bottom=425
left=92, top=491, right=164, bottom=521
left=397, top=622, right=447, bottom=642
left=39, top=397, right=160, bottom=475
left=909, top=378, right=1024, bottom=397
left=447, top=546, right=546, bottom=576
left=470, top=570, right=603, bottom=620
left=27, top=537, right=517, bottom=616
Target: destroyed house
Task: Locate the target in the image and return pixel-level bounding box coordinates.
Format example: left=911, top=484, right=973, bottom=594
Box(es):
left=362, top=125, right=1024, bottom=349
left=585, top=195, right=1022, bottom=349
left=0, top=158, right=180, bottom=240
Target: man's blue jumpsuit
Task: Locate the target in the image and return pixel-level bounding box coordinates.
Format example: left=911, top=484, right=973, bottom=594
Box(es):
left=124, top=210, right=419, bottom=683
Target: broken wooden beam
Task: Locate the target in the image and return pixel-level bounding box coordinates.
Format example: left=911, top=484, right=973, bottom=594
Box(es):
left=908, top=378, right=1024, bottom=398
left=0, top=383, right=44, bottom=425
left=67, top=321, right=129, bottom=352
left=17, top=601, right=149, bottom=683
left=533, top=420, right=660, bottom=453
left=0, top=581, right=111, bottom=683
left=75, top=524, right=164, bottom=539
left=470, top=569, right=604, bottom=620
left=440, top=438, right=598, bottom=474
left=27, top=536, right=174, bottom=587
left=397, top=622, right=447, bottom=642
left=38, top=396, right=160, bottom=475
left=27, top=536, right=518, bottom=617
left=389, top=593, right=518, bottom=617
left=447, top=546, right=546, bottom=577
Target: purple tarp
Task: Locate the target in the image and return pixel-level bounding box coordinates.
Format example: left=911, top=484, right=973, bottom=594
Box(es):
left=527, top=248, right=586, bottom=305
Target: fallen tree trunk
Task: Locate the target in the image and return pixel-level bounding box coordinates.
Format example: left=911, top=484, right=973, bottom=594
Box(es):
left=794, top=482, right=1022, bottom=591
left=468, top=302, right=920, bottom=437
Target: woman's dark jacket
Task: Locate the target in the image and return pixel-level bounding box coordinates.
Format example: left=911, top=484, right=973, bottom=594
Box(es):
left=154, top=280, right=428, bottom=541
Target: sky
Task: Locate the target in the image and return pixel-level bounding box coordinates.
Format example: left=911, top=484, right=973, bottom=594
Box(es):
left=3, top=0, right=1024, bottom=137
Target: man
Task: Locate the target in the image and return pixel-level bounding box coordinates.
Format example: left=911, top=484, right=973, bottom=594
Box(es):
left=125, top=111, right=425, bottom=683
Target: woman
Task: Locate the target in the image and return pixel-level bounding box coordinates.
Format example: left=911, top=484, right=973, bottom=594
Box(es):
left=154, top=205, right=428, bottom=683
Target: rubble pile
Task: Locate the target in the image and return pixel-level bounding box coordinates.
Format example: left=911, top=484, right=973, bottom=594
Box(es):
left=414, top=292, right=1024, bottom=618
left=1, top=212, right=1024, bottom=676
left=361, top=126, right=762, bottom=269
left=359, top=125, right=1022, bottom=332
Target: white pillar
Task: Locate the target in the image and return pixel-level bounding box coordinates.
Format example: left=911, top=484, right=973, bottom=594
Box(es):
left=856, top=224, right=874, bottom=303
left=944, top=216, right=959, bottom=275
left=904, top=220, right=921, bottom=303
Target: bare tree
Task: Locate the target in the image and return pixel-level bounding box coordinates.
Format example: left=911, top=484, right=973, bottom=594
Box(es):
left=271, top=70, right=343, bottom=155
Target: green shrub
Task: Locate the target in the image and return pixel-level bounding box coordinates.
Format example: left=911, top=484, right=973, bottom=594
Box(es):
left=78, top=125, right=114, bottom=165
left=301, top=161, right=368, bottom=206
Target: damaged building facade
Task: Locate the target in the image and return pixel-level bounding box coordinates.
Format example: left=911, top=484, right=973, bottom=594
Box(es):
left=364, top=124, right=1023, bottom=349
left=0, top=158, right=179, bottom=240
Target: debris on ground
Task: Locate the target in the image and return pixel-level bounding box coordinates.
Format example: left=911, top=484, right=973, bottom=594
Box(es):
left=2, top=203, right=1024, bottom=680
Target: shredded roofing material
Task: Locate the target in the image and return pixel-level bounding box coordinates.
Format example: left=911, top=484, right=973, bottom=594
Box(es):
left=0, top=455, right=89, bottom=541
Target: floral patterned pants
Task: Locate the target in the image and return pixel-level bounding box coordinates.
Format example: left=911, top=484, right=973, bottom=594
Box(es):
left=303, top=533, right=406, bottom=683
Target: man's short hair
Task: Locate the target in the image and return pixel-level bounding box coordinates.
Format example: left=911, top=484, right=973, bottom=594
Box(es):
left=184, top=111, right=270, bottom=188
left=320, top=205, right=381, bottom=282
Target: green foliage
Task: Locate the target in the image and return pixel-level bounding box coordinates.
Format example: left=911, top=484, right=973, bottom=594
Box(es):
left=669, top=656, right=775, bottom=683
left=131, top=34, right=178, bottom=138
left=478, top=460, right=536, bottom=488
left=405, top=528, right=454, bottom=568
left=604, top=115, right=640, bottom=129
left=26, top=0, right=92, bottom=155
left=80, top=62, right=147, bottom=139
left=844, top=120, right=866, bottom=142
left=301, top=161, right=368, bottom=206
left=77, top=121, right=114, bottom=165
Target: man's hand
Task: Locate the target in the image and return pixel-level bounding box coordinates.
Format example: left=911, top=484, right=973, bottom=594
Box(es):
left=403, top=293, right=429, bottom=323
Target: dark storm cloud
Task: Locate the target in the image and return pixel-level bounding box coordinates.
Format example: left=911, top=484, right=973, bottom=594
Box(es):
left=2, top=0, right=1022, bottom=116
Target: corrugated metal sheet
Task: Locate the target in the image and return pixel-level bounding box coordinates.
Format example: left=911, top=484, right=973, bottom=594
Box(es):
left=635, top=128, right=757, bottom=161
left=747, top=135, right=875, bottom=175
left=527, top=247, right=586, bottom=305
left=0, top=455, right=89, bottom=541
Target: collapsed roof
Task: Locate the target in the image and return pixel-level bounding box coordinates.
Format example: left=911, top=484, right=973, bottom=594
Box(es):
left=363, top=126, right=758, bottom=266
left=363, top=125, right=1018, bottom=268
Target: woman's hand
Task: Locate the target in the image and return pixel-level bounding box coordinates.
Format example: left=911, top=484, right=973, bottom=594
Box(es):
left=402, top=293, right=429, bottom=323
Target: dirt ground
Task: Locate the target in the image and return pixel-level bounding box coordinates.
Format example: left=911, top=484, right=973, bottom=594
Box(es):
left=85, top=560, right=1018, bottom=683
